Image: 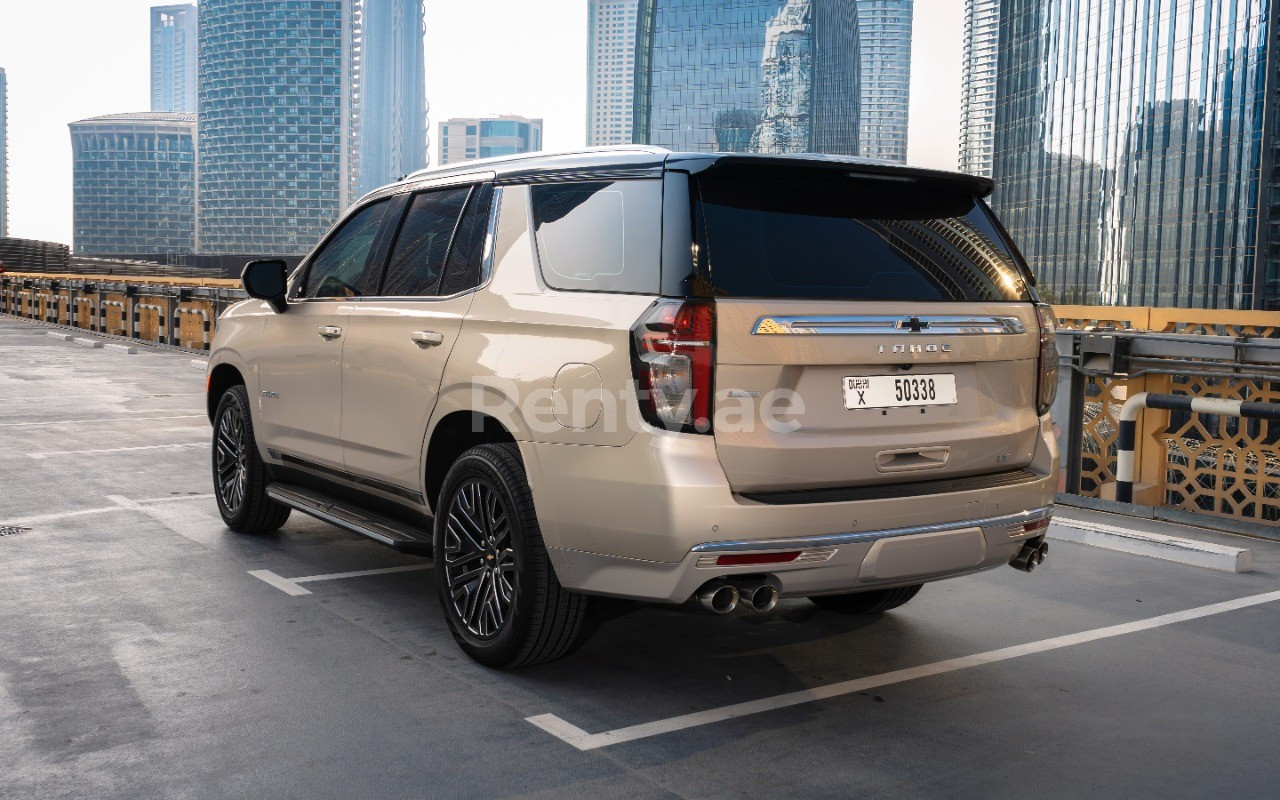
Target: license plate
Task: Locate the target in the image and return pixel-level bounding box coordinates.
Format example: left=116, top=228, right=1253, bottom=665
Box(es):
left=844, top=374, right=957, bottom=409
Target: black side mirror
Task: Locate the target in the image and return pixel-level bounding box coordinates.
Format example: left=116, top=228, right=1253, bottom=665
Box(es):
left=242, top=259, right=289, bottom=313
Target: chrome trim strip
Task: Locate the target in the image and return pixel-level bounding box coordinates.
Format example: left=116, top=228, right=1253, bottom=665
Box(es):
left=689, top=506, right=1054, bottom=554
left=751, top=315, right=1026, bottom=336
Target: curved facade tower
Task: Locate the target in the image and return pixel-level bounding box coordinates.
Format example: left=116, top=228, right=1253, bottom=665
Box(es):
left=197, top=0, right=361, bottom=256
left=359, top=0, right=428, bottom=196
left=634, top=0, right=859, bottom=155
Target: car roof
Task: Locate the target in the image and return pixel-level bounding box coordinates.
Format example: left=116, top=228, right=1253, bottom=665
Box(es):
left=367, top=146, right=993, bottom=201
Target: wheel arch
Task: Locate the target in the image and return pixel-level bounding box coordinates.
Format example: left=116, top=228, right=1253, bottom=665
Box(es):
left=207, top=362, right=247, bottom=422
left=424, top=411, right=518, bottom=513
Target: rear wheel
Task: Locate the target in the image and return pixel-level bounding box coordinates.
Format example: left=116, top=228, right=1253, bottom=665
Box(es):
left=434, top=443, right=591, bottom=668
left=212, top=385, right=290, bottom=533
left=809, top=584, right=922, bottom=614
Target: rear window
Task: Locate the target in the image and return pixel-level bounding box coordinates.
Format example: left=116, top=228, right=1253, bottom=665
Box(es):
left=530, top=180, right=662, bottom=294
left=693, top=168, right=1031, bottom=302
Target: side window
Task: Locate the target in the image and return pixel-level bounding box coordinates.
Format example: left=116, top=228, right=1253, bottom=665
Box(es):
left=530, top=179, right=662, bottom=294
left=439, top=184, right=496, bottom=296
left=379, top=187, right=471, bottom=296
left=301, top=199, right=389, bottom=299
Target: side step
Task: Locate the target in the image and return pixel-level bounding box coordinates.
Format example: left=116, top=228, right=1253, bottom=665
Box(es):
left=267, top=483, right=433, bottom=553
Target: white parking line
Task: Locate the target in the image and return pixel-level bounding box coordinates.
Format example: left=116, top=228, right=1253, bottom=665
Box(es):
left=28, top=441, right=206, bottom=459
left=0, top=414, right=204, bottom=428
left=249, top=564, right=434, bottom=596
left=527, top=588, right=1280, bottom=751
left=5, top=493, right=215, bottom=526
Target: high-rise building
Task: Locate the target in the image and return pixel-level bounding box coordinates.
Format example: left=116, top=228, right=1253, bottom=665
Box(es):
left=197, top=0, right=360, bottom=256
left=587, top=0, right=639, bottom=147
left=358, top=0, right=428, bottom=196
left=0, top=67, right=8, bottom=239
left=854, top=0, right=911, bottom=163
left=150, top=4, right=198, bottom=113
left=69, top=112, right=197, bottom=257
left=438, top=116, right=543, bottom=165
left=957, top=0, right=998, bottom=177
left=633, top=0, right=860, bottom=155
left=991, top=0, right=1280, bottom=310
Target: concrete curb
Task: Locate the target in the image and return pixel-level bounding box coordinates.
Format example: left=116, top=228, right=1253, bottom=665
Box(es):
left=1050, top=516, right=1252, bottom=573
left=72, top=337, right=104, bottom=349
left=104, top=343, right=137, bottom=354
left=45, top=331, right=74, bottom=341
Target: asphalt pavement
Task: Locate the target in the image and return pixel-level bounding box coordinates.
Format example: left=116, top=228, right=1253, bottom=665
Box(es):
left=2, top=316, right=1278, bottom=799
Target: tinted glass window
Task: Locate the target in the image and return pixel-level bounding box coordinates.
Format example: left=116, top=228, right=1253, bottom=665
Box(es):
left=530, top=180, right=662, bottom=294
left=694, top=169, right=1031, bottom=302
left=439, top=184, right=495, bottom=296
left=302, top=199, right=389, bottom=299
left=380, top=187, right=471, bottom=296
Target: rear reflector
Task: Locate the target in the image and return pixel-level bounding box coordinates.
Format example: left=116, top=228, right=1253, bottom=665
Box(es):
left=1021, top=517, right=1051, bottom=534
left=716, top=551, right=801, bottom=566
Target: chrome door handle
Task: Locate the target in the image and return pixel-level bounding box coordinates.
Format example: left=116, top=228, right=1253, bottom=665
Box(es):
left=318, top=325, right=343, bottom=339
left=411, top=330, right=445, bottom=347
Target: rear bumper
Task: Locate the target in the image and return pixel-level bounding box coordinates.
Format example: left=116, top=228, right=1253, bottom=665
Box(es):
left=522, top=414, right=1059, bottom=603
left=549, top=506, right=1052, bottom=603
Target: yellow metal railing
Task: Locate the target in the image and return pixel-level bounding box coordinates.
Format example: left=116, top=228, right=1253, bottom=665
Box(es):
left=1054, top=305, right=1280, bottom=526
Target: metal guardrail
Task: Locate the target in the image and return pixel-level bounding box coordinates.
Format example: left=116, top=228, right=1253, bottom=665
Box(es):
left=1053, top=305, right=1280, bottom=535
left=0, top=273, right=245, bottom=353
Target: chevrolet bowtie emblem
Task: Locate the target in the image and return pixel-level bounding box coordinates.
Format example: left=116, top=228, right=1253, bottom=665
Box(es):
left=900, top=316, right=929, bottom=332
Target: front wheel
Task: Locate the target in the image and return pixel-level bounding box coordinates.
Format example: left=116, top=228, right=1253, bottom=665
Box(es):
left=808, top=584, right=922, bottom=615
left=434, top=443, right=591, bottom=668
left=212, top=385, right=290, bottom=533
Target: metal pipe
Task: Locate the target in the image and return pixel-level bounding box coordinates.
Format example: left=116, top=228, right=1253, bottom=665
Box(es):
left=1115, top=392, right=1280, bottom=503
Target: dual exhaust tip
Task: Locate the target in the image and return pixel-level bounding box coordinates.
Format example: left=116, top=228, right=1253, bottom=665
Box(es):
left=697, top=580, right=779, bottom=614
left=1010, top=537, right=1049, bottom=573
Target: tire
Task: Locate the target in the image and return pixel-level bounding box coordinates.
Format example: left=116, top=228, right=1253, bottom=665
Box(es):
left=809, top=584, right=923, bottom=615
left=434, top=443, right=591, bottom=668
left=212, top=385, right=291, bottom=534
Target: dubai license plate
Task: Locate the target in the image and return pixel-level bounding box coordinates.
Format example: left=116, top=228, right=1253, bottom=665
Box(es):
left=844, top=374, right=957, bottom=410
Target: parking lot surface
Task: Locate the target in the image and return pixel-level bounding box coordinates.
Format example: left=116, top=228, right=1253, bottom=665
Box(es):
left=3, top=316, right=1279, bottom=799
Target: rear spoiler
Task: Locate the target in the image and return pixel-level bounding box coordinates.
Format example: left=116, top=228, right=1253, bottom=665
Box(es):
left=664, top=153, right=995, bottom=199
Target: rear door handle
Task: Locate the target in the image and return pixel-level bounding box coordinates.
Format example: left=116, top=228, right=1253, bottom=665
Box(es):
left=318, top=325, right=343, bottom=339
left=411, top=330, right=445, bottom=348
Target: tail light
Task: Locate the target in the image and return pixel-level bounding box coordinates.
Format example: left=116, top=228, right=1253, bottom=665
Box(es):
left=1035, top=304, right=1058, bottom=416
left=631, top=300, right=714, bottom=433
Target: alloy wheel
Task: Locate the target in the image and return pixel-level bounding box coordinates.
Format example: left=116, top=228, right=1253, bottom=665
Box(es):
left=443, top=478, right=516, bottom=639
left=215, top=404, right=248, bottom=514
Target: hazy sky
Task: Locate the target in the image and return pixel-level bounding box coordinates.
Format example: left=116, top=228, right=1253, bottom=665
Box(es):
left=0, top=0, right=964, bottom=245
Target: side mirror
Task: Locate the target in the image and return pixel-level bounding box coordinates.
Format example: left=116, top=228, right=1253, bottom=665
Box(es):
left=242, top=259, right=289, bottom=313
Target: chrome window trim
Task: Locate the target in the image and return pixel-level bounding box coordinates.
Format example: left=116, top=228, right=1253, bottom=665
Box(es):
left=689, top=506, right=1053, bottom=553
left=751, top=315, right=1027, bottom=336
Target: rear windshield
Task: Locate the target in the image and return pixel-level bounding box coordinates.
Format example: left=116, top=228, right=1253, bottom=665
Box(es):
left=692, top=168, right=1031, bottom=302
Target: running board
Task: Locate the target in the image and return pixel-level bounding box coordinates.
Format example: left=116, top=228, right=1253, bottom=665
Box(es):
left=267, top=483, right=433, bottom=553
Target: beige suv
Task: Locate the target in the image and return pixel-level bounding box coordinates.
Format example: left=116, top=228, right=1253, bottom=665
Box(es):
left=207, top=148, right=1059, bottom=668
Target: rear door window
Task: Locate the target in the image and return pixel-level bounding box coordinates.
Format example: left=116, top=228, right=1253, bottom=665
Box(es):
left=439, top=184, right=495, bottom=296
left=694, top=168, right=1031, bottom=302
left=530, top=180, right=661, bottom=294
left=379, top=187, right=471, bottom=296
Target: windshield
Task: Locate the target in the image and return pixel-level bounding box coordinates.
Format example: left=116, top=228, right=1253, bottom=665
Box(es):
left=692, top=167, right=1031, bottom=302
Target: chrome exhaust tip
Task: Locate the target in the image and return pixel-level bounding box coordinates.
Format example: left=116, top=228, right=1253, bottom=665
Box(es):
left=1010, top=536, right=1047, bottom=573
left=697, top=582, right=739, bottom=614
left=740, top=584, right=779, bottom=613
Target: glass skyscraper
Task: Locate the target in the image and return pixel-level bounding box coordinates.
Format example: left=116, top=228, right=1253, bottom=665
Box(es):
left=69, top=112, right=197, bottom=257
left=992, top=0, right=1280, bottom=310
left=957, top=0, right=998, bottom=177
left=438, top=116, right=543, bottom=165
left=150, top=4, right=198, bottom=113
left=358, top=0, right=428, bottom=196
left=197, top=0, right=360, bottom=256
left=854, top=0, right=911, bottom=163
left=633, top=0, right=860, bottom=155
left=0, top=67, right=8, bottom=239
left=587, top=0, right=639, bottom=147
